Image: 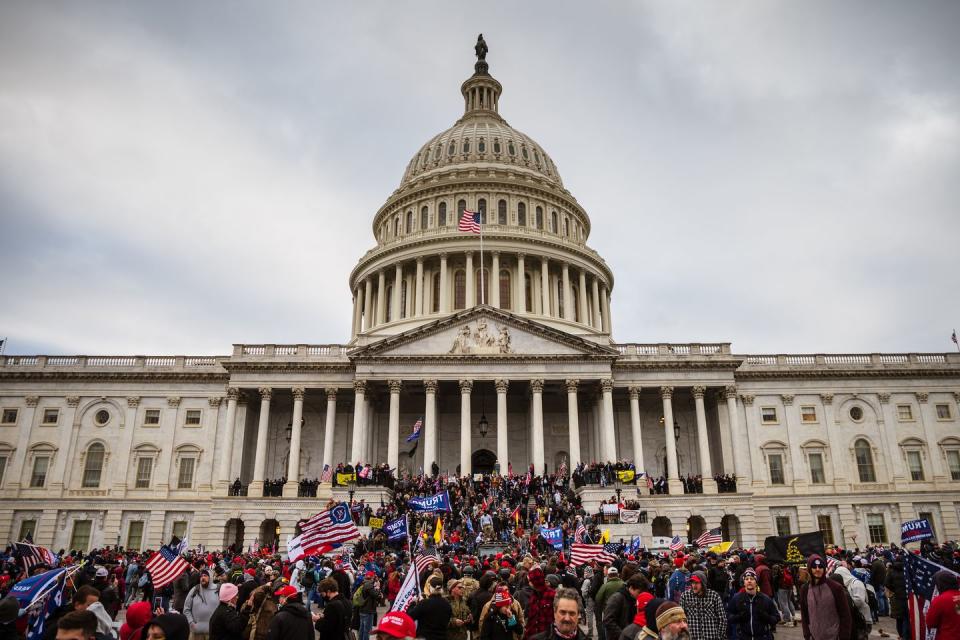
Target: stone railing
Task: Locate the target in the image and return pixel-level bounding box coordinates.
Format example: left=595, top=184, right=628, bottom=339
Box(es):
left=741, top=353, right=960, bottom=367
left=1, top=355, right=225, bottom=369
left=232, top=344, right=349, bottom=358
left=613, top=343, right=732, bottom=357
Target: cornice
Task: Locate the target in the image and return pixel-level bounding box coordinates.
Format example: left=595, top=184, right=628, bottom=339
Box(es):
left=0, top=371, right=228, bottom=383
left=733, top=367, right=960, bottom=381
left=220, top=362, right=354, bottom=374
left=613, top=359, right=743, bottom=372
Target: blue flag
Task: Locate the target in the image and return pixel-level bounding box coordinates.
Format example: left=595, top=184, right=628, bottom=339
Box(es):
left=406, top=417, right=423, bottom=443
left=27, top=577, right=64, bottom=640
left=901, top=518, right=934, bottom=544
left=540, top=526, right=564, bottom=550
left=10, top=567, right=66, bottom=609
left=384, top=516, right=409, bottom=542
left=407, top=490, right=452, bottom=513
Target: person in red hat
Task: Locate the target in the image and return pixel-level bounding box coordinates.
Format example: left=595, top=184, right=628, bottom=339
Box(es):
left=479, top=586, right=524, bottom=640
left=370, top=612, right=416, bottom=640
left=265, top=586, right=312, bottom=640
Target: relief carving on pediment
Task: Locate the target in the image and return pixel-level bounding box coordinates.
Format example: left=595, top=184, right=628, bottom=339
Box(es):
left=448, top=318, right=512, bottom=355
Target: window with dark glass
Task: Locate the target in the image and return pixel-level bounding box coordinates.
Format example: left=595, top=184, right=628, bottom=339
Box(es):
left=82, top=443, right=105, bottom=488
left=432, top=273, right=441, bottom=313
left=535, top=206, right=543, bottom=230
left=551, top=211, right=558, bottom=233
left=768, top=454, right=785, bottom=485
left=855, top=439, right=876, bottom=482
left=477, top=199, right=486, bottom=224
left=498, top=200, right=507, bottom=225
left=420, top=206, right=428, bottom=230
left=775, top=516, right=791, bottom=537
left=817, top=514, right=834, bottom=545
left=406, top=211, right=413, bottom=234
left=867, top=514, right=886, bottom=544
left=907, top=450, right=924, bottom=481
left=525, top=274, right=533, bottom=311
left=438, top=202, right=447, bottom=226
left=518, top=202, right=526, bottom=226
left=499, top=270, right=511, bottom=310
left=808, top=452, right=826, bottom=484
left=478, top=138, right=486, bottom=153
left=458, top=200, right=466, bottom=219
left=493, top=139, right=501, bottom=154
left=454, top=270, right=466, bottom=310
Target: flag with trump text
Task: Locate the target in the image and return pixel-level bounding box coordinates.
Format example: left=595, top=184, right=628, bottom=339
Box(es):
left=905, top=552, right=958, bottom=639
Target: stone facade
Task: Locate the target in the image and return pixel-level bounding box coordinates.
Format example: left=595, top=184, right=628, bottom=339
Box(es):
left=1, top=47, right=958, bottom=554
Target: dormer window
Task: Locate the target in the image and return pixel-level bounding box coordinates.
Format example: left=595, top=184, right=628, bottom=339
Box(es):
left=463, top=139, right=470, bottom=154
left=493, top=139, right=501, bottom=154
left=478, top=138, right=486, bottom=153
left=508, top=142, right=516, bottom=156
left=448, top=142, right=455, bottom=156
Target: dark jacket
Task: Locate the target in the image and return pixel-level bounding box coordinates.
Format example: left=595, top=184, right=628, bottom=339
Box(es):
left=210, top=603, right=250, bottom=640
left=601, top=587, right=636, bottom=640
left=727, top=590, right=779, bottom=640
left=314, top=597, right=349, bottom=640
left=265, top=600, right=314, bottom=640
left=409, top=593, right=453, bottom=640
left=884, top=561, right=907, bottom=619
left=468, top=588, right=493, bottom=632
left=479, top=606, right=524, bottom=640
left=799, top=575, right=852, bottom=640
left=357, top=579, right=381, bottom=615
left=530, top=625, right=588, bottom=640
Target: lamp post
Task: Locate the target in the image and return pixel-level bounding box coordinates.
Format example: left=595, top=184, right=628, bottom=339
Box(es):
left=478, top=387, right=489, bottom=438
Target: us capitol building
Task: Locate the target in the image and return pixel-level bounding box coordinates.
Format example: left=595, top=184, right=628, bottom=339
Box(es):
left=2, top=40, right=958, bottom=553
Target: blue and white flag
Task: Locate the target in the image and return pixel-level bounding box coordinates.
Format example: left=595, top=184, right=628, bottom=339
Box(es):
left=384, top=516, right=409, bottom=542
left=540, top=526, right=564, bottom=550
left=27, top=574, right=65, bottom=640
left=406, top=417, right=423, bottom=443
left=407, top=490, right=452, bottom=513
left=10, top=567, right=66, bottom=609
left=901, top=518, right=934, bottom=544
left=629, top=535, right=642, bottom=554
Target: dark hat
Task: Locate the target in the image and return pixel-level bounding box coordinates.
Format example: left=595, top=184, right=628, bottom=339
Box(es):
left=0, top=596, right=20, bottom=625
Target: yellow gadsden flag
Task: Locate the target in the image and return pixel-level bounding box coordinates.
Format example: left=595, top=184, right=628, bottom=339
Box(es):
left=615, top=469, right=636, bottom=483
left=434, top=517, right=444, bottom=543
left=599, top=529, right=611, bottom=544
left=708, top=541, right=734, bottom=554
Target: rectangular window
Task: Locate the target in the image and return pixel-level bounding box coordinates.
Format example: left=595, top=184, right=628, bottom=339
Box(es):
left=172, top=520, right=188, bottom=540
left=30, top=456, right=50, bottom=487
left=127, top=521, right=145, bottom=550
left=177, top=458, right=195, bottom=489
left=907, top=451, right=925, bottom=481
left=70, top=520, right=92, bottom=551
left=1, top=409, right=18, bottom=425
left=184, top=410, right=202, bottom=426
left=947, top=450, right=960, bottom=481
left=936, top=404, right=952, bottom=420
left=18, top=520, right=37, bottom=541
left=817, top=514, right=835, bottom=545
left=800, top=406, right=817, bottom=423
left=775, top=515, right=791, bottom=537
left=41, top=409, right=60, bottom=425
left=897, top=405, right=913, bottom=420
left=0, top=455, right=6, bottom=487
left=917, top=512, right=936, bottom=540
left=143, top=409, right=161, bottom=426
left=135, top=458, right=153, bottom=489
left=809, top=453, right=826, bottom=484
left=768, top=454, right=785, bottom=485
left=867, top=514, right=887, bottom=544
left=761, top=407, right=778, bottom=424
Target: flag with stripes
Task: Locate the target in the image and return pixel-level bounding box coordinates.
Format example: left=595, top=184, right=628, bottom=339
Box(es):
left=569, top=543, right=617, bottom=567
left=300, top=503, right=361, bottom=555
left=13, top=542, right=56, bottom=571
left=406, top=417, right=423, bottom=442
left=669, top=535, right=684, bottom=552
left=905, top=552, right=958, bottom=639
left=695, top=528, right=722, bottom=549
left=458, top=210, right=481, bottom=233
left=604, top=543, right=624, bottom=555
left=414, top=548, right=440, bottom=574
left=574, top=521, right=587, bottom=544
left=825, top=556, right=839, bottom=575
left=145, top=543, right=190, bottom=589
left=320, top=464, right=333, bottom=483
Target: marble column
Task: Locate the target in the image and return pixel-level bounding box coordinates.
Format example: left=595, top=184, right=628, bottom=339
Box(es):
left=387, top=381, right=402, bottom=473
left=517, top=254, right=526, bottom=313
left=466, top=252, right=475, bottom=307
left=350, top=381, right=367, bottom=463
left=460, top=380, right=473, bottom=476
left=283, top=387, right=305, bottom=497
left=392, top=263, right=403, bottom=321
left=578, top=270, right=588, bottom=324
left=628, top=386, right=645, bottom=473
left=415, top=258, right=425, bottom=317
left=321, top=388, right=337, bottom=481
left=742, top=394, right=769, bottom=489
left=376, top=270, right=387, bottom=325
left=540, top=258, right=550, bottom=316
left=661, top=386, right=682, bottom=493
left=250, top=387, right=272, bottom=494
left=561, top=263, right=573, bottom=320
left=531, top=379, right=545, bottom=474
left=439, top=253, right=449, bottom=312
left=724, top=386, right=750, bottom=486
left=351, top=289, right=362, bottom=337
left=490, top=252, right=500, bottom=308
left=363, top=278, right=373, bottom=330
left=591, top=277, right=602, bottom=330
left=693, top=386, right=717, bottom=493
left=566, top=379, right=582, bottom=468
left=495, top=379, right=509, bottom=469
left=916, top=392, right=947, bottom=481
left=423, top=380, right=438, bottom=473
left=601, top=379, right=617, bottom=461
left=601, top=286, right=612, bottom=334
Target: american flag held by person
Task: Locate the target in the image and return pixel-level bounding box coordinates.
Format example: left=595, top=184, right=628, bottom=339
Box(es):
left=299, top=503, right=362, bottom=555
left=669, top=535, right=684, bottom=551
left=144, top=540, right=190, bottom=589
left=13, top=541, right=57, bottom=571
left=905, top=552, right=959, bottom=639
left=570, top=543, right=617, bottom=566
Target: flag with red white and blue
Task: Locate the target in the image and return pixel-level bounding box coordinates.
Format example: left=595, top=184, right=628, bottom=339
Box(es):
left=458, top=210, right=481, bottom=233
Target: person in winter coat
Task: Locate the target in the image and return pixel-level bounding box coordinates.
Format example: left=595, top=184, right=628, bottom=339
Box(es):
left=210, top=584, right=250, bottom=640
left=172, top=571, right=195, bottom=615
left=242, top=585, right=279, bottom=640
left=666, top=559, right=688, bottom=604
left=884, top=559, right=909, bottom=640
left=446, top=579, right=472, bottom=640
left=480, top=588, right=525, bottom=640
left=925, top=569, right=960, bottom=639
left=679, top=572, right=725, bottom=640
left=408, top=578, right=452, bottom=640
left=523, top=567, right=556, bottom=640
left=635, top=598, right=666, bottom=640
left=119, top=602, right=153, bottom=640
left=726, top=569, right=779, bottom=640
left=753, top=556, right=774, bottom=599
left=833, top=566, right=871, bottom=636
left=144, top=614, right=191, bottom=640
left=602, top=575, right=646, bottom=640
left=184, top=571, right=221, bottom=640
left=265, top=587, right=314, bottom=640
left=704, top=555, right=729, bottom=602
left=593, top=567, right=623, bottom=639
left=468, top=573, right=496, bottom=634
left=312, top=579, right=348, bottom=640
left=529, top=589, right=586, bottom=640
left=798, top=555, right=851, bottom=640
left=355, top=572, right=381, bottom=640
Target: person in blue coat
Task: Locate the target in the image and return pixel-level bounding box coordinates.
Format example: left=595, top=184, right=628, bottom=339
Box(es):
left=726, top=569, right=779, bottom=640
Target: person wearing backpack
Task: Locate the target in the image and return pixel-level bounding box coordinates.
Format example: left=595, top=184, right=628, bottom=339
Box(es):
left=353, top=572, right=381, bottom=640
left=184, top=569, right=221, bottom=640
left=834, top=566, right=872, bottom=638
left=798, top=556, right=851, bottom=640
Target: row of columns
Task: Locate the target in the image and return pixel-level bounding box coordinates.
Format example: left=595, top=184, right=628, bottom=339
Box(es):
left=351, top=252, right=613, bottom=335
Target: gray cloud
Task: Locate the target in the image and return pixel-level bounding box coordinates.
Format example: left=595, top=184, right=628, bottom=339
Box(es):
left=0, top=1, right=957, bottom=355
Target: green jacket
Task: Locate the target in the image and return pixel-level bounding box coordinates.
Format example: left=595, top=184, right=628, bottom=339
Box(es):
left=595, top=578, right=624, bottom=612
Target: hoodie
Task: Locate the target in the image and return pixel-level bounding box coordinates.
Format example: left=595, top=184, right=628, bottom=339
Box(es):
left=86, top=601, right=118, bottom=639
left=184, top=577, right=221, bottom=634
left=834, top=566, right=871, bottom=625
left=925, top=570, right=960, bottom=638
left=265, top=598, right=314, bottom=640
left=799, top=555, right=851, bottom=640
left=120, top=602, right=153, bottom=640
left=145, top=614, right=190, bottom=640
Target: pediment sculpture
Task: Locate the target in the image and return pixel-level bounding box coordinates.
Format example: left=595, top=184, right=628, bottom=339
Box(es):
left=449, top=318, right=513, bottom=354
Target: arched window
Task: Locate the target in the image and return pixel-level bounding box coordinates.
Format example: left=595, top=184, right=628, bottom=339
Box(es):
left=462, top=139, right=470, bottom=154
left=518, top=202, right=526, bottom=227
left=499, top=270, right=511, bottom=310
left=454, top=270, right=466, bottom=310
left=400, top=281, right=408, bottom=319
left=457, top=199, right=466, bottom=219
left=564, top=218, right=569, bottom=237
left=571, top=285, right=579, bottom=322
left=438, top=202, right=447, bottom=227
left=493, top=139, right=501, bottom=154
left=448, top=141, right=455, bottom=157
left=385, top=285, right=393, bottom=322
left=524, top=273, right=533, bottom=312
left=431, top=273, right=441, bottom=313
left=854, top=439, right=876, bottom=482
left=535, top=206, right=543, bottom=230
left=551, top=211, right=558, bottom=233
left=393, top=216, right=399, bottom=237
left=478, top=138, right=486, bottom=153
left=405, top=211, right=413, bottom=234
left=476, top=268, right=489, bottom=305
left=497, top=200, right=507, bottom=225
left=420, top=206, right=428, bottom=230
left=477, top=199, right=487, bottom=224
left=82, top=443, right=105, bottom=488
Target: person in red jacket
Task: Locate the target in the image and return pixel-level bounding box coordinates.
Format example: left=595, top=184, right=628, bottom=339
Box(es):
left=926, top=569, right=960, bottom=638
left=753, top=555, right=774, bottom=599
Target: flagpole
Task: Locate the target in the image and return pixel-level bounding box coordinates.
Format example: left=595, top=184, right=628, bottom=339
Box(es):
left=479, top=215, right=485, bottom=305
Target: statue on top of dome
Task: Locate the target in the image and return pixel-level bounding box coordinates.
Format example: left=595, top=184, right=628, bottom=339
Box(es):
left=474, top=34, right=489, bottom=75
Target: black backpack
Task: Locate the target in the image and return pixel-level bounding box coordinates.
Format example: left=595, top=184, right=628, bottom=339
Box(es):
left=842, top=588, right=869, bottom=640
left=301, top=568, right=316, bottom=588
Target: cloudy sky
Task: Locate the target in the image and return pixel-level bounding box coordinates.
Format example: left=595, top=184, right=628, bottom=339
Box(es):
left=1, top=1, right=958, bottom=356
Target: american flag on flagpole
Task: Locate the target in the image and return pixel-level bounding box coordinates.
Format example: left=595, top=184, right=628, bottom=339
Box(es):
left=905, top=552, right=958, bottom=639
left=406, top=417, right=423, bottom=442
left=669, top=535, right=684, bottom=552
left=570, top=543, right=617, bottom=566
left=695, top=528, right=722, bottom=549
left=13, top=542, right=56, bottom=571
left=145, top=542, right=190, bottom=589
left=413, top=548, right=440, bottom=574
left=458, top=210, right=481, bottom=233
left=320, top=464, right=333, bottom=483
left=300, top=503, right=361, bottom=555
left=574, top=520, right=587, bottom=544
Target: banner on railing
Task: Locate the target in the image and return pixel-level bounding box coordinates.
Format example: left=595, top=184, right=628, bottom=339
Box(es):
left=601, top=504, right=619, bottom=515
left=368, top=517, right=384, bottom=530
left=336, top=472, right=356, bottom=484
left=619, top=509, right=640, bottom=524
left=615, top=469, right=636, bottom=483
